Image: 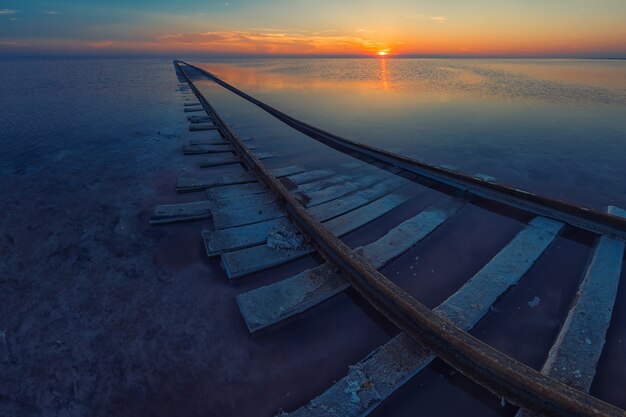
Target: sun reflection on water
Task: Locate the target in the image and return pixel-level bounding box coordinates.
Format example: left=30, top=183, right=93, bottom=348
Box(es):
left=379, top=57, right=390, bottom=91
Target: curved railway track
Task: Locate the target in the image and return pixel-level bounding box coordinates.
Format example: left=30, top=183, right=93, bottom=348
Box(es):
left=154, top=60, right=626, bottom=417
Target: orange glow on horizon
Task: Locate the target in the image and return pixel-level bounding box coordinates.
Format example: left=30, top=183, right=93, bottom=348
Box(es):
left=147, top=28, right=626, bottom=57
left=3, top=26, right=624, bottom=58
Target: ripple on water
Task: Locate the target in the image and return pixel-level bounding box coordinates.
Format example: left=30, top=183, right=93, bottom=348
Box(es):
left=0, top=58, right=180, bottom=175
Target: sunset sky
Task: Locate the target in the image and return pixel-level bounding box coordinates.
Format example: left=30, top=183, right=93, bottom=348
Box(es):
left=1, top=0, right=625, bottom=57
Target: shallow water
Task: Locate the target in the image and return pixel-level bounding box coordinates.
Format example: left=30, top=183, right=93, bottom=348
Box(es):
left=0, top=58, right=410, bottom=417
left=1, top=57, right=625, bottom=417
left=195, top=58, right=626, bottom=210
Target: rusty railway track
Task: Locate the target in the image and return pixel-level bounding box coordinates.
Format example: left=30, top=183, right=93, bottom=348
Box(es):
left=155, top=60, right=626, bottom=417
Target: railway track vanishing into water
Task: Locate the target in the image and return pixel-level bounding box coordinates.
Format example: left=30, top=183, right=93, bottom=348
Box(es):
left=152, top=60, right=626, bottom=417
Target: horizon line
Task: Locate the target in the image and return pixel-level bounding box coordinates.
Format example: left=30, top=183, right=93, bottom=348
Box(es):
left=1, top=53, right=625, bottom=60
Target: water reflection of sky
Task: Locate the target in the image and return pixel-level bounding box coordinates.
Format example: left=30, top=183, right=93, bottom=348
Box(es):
left=196, top=58, right=626, bottom=210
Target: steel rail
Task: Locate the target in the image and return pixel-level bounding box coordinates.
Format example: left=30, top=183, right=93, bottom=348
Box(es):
left=174, top=61, right=624, bottom=417
left=177, top=60, right=626, bottom=241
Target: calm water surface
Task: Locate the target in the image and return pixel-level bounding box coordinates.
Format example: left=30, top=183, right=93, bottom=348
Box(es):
left=195, top=58, right=626, bottom=210
left=1, top=57, right=625, bottom=416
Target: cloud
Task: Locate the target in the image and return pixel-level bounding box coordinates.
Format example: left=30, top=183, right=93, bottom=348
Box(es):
left=0, top=40, right=24, bottom=46
left=44, top=10, right=60, bottom=15
left=405, top=14, right=448, bottom=23
left=89, top=41, right=113, bottom=48
left=248, top=27, right=295, bottom=33
left=429, top=16, right=447, bottom=23
left=156, top=30, right=386, bottom=54
left=0, top=9, right=18, bottom=15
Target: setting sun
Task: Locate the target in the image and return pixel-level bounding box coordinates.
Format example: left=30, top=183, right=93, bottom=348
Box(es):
left=377, top=50, right=390, bottom=56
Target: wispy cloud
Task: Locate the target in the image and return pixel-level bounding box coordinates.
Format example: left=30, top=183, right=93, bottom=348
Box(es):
left=0, top=40, right=24, bottom=46
left=156, top=30, right=385, bottom=54
left=429, top=16, right=448, bottom=23
left=248, top=27, right=298, bottom=33
left=89, top=41, right=113, bottom=48
left=405, top=14, right=448, bottom=23
left=44, top=10, right=60, bottom=15
left=0, top=9, right=18, bottom=15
